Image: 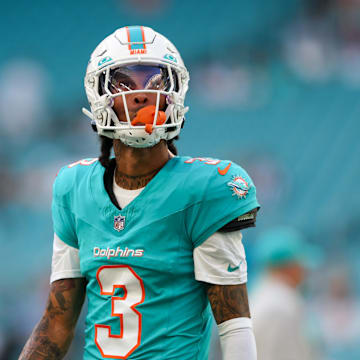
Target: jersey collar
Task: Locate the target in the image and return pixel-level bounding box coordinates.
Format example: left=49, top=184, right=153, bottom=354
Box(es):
left=90, top=157, right=177, bottom=216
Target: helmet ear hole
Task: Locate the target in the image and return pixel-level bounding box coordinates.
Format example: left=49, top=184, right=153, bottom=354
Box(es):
left=99, top=72, right=105, bottom=95
left=174, top=72, right=180, bottom=92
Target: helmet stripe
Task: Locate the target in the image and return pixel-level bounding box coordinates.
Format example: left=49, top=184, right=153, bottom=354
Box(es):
left=126, top=26, right=131, bottom=50
left=140, top=26, right=147, bottom=50
left=126, top=26, right=146, bottom=50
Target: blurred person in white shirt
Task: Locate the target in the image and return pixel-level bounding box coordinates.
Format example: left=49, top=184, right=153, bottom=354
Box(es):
left=311, top=269, right=360, bottom=360
left=251, top=226, right=320, bottom=360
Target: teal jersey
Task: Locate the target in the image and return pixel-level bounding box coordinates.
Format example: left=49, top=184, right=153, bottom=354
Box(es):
left=52, top=156, right=260, bottom=360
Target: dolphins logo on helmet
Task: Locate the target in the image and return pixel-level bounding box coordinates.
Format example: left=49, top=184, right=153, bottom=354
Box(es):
left=83, top=26, right=189, bottom=148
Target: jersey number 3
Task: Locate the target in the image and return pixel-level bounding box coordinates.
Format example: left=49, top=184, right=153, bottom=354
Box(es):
left=95, top=265, right=145, bottom=359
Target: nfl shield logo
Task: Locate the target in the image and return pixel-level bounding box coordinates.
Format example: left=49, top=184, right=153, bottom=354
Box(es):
left=114, top=215, right=126, bottom=231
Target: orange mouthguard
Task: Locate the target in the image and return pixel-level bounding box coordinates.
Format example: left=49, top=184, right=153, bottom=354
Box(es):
left=131, top=105, right=166, bottom=134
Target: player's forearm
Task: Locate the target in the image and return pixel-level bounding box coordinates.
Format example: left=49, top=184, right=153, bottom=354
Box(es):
left=207, top=283, right=257, bottom=359
left=207, top=283, right=251, bottom=323
left=19, top=278, right=86, bottom=360
left=18, top=316, right=73, bottom=360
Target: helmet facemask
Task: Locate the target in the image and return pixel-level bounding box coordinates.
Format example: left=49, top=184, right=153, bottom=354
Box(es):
left=85, top=62, right=188, bottom=148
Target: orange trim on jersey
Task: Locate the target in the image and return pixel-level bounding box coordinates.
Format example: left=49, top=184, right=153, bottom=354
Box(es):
left=94, top=265, right=145, bottom=359
left=68, top=158, right=98, bottom=168
left=184, top=157, right=221, bottom=165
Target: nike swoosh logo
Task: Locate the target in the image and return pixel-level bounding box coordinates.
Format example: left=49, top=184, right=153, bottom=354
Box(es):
left=227, top=260, right=243, bottom=272
left=218, top=162, right=231, bottom=175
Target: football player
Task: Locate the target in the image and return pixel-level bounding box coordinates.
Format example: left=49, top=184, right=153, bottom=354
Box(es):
left=19, top=26, right=260, bottom=360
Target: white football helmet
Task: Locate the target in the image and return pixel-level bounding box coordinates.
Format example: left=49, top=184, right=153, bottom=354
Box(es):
left=83, top=26, right=189, bottom=148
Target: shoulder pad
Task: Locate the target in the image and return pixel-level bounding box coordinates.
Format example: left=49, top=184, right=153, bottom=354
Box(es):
left=54, top=158, right=99, bottom=198
left=180, top=156, right=257, bottom=202
left=176, top=156, right=260, bottom=247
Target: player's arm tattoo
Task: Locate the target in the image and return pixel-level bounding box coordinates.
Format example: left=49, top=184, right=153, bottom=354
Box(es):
left=19, top=278, right=86, bottom=360
left=207, top=283, right=250, bottom=324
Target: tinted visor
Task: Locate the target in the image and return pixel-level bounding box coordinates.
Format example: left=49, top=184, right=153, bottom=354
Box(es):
left=100, top=65, right=177, bottom=94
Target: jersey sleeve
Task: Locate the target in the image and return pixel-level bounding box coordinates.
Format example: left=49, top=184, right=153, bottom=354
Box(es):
left=50, top=233, right=83, bottom=283
left=52, top=166, right=79, bottom=249
left=186, top=161, right=260, bottom=247
left=193, top=230, right=247, bottom=285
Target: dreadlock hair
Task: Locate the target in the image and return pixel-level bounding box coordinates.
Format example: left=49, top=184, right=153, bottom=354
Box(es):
left=167, top=136, right=179, bottom=156
left=98, top=135, right=179, bottom=169
left=99, top=136, right=113, bottom=168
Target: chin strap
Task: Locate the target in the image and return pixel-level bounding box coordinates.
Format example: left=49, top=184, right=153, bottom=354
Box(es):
left=82, top=107, right=98, bottom=132
left=82, top=107, right=93, bottom=120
